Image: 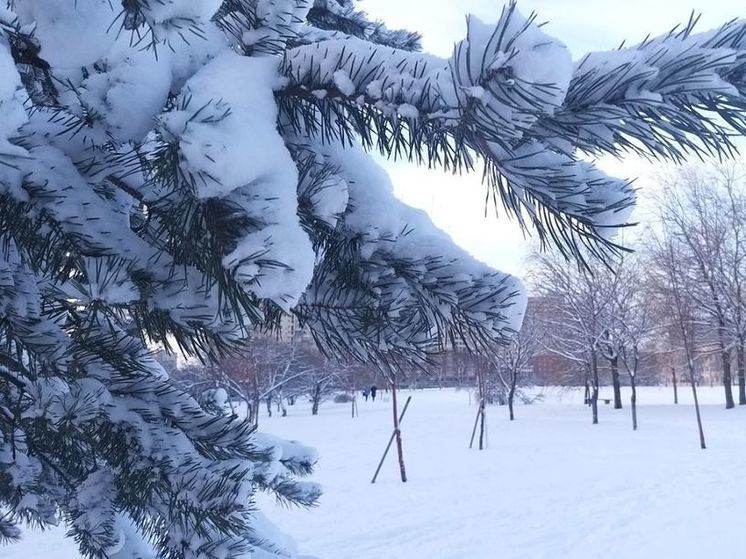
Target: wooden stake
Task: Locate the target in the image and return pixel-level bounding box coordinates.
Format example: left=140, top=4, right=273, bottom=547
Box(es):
left=371, top=395, right=412, bottom=484
left=469, top=367, right=487, bottom=450
left=469, top=404, right=481, bottom=449
left=478, top=399, right=486, bottom=450
left=391, top=379, right=407, bottom=482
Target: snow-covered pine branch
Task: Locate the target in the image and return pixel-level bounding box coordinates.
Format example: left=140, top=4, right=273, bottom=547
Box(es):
left=292, top=138, right=523, bottom=367
left=539, top=15, right=746, bottom=162
left=2, top=0, right=746, bottom=557
left=0, top=235, right=321, bottom=558
left=305, top=0, right=422, bottom=50
left=279, top=3, right=746, bottom=258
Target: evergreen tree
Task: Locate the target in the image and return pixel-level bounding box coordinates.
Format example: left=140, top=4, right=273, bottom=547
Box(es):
left=1, top=1, right=746, bottom=557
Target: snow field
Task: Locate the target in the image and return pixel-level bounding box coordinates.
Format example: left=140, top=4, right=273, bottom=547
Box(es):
left=260, top=387, right=746, bottom=559
left=11, top=386, right=745, bottom=559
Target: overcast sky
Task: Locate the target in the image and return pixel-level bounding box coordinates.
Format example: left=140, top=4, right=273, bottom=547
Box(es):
left=357, top=0, right=742, bottom=276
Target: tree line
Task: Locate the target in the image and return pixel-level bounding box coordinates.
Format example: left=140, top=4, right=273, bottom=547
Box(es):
left=530, top=162, right=746, bottom=440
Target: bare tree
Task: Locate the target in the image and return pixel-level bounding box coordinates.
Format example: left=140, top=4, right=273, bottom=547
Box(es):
left=715, top=164, right=746, bottom=405
left=300, top=362, right=343, bottom=416
left=530, top=250, right=618, bottom=424
left=645, top=228, right=707, bottom=449
left=659, top=167, right=743, bottom=409
left=594, top=264, right=632, bottom=411
left=494, top=314, right=539, bottom=421
left=612, top=254, right=655, bottom=430
left=215, top=334, right=320, bottom=425
left=162, top=352, right=259, bottom=421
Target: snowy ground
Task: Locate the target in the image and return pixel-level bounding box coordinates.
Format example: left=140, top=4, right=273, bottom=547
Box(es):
left=8, top=386, right=746, bottom=559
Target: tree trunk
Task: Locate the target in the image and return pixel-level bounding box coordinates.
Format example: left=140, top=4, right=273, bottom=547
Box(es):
left=686, top=357, right=707, bottom=450
left=591, top=352, right=599, bottom=424
left=250, top=374, right=260, bottom=426
left=611, top=356, right=622, bottom=409
left=720, top=338, right=735, bottom=409
left=671, top=366, right=678, bottom=405
left=738, top=336, right=746, bottom=406
left=266, top=394, right=272, bottom=418
left=630, top=373, right=638, bottom=431
left=391, top=379, right=407, bottom=482
left=311, top=382, right=321, bottom=415
left=584, top=376, right=590, bottom=406
left=477, top=399, right=486, bottom=450
left=508, top=371, right=517, bottom=421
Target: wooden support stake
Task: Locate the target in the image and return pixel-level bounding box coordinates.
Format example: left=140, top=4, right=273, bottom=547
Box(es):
left=371, top=395, right=412, bottom=484
left=469, top=404, right=481, bottom=449
left=391, top=380, right=408, bottom=482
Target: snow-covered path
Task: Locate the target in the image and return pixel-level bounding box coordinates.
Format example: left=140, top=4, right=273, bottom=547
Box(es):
left=8, top=387, right=746, bottom=559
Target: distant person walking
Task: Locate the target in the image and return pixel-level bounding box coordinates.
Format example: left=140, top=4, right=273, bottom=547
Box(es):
left=370, top=385, right=377, bottom=401
left=362, top=389, right=369, bottom=402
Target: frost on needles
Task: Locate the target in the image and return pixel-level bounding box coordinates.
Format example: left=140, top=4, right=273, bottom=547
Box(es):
left=2, top=0, right=746, bottom=558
